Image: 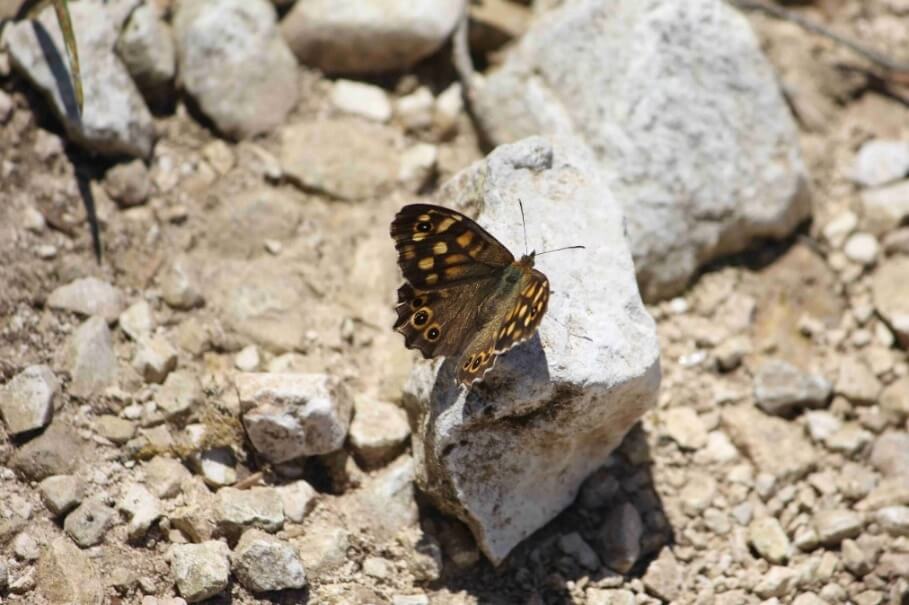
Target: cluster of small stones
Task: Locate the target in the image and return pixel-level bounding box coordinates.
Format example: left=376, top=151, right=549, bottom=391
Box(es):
left=1, top=0, right=909, bottom=604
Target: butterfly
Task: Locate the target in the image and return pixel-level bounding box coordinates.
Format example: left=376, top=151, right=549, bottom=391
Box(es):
left=390, top=203, right=551, bottom=387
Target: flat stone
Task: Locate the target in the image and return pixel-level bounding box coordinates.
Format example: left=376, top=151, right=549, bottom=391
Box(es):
left=404, top=137, right=660, bottom=565
left=64, top=497, right=116, bottom=547
left=873, top=257, right=909, bottom=347
left=753, top=566, right=798, bottom=599
left=723, top=405, right=817, bottom=481
left=59, top=316, right=119, bottom=398
left=841, top=538, right=872, bottom=576
left=132, top=335, right=178, bottom=384
left=861, top=180, right=909, bottom=236
left=160, top=256, right=205, bottom=310
left=174, top=0, right=298, bottom=139
left=852, top=139, right=909, bottom=187
left=230, top=529, right=306, bottom=593
left=237, top=373, right=353, bottom=463
left=214, top=486, right=284, bottom=536
left=293, top=522, right=349, bottom=575
left=193, top=448, right=237, bottom=488
left=748, top=516, right=790, bottom=564
left=155, top=370, right=202, bottom=419
left=472, top=0, right=808, bottom=301
left=280, top=0, right=464, bottom=73
left=170, top=541, right=230, bottom=603
left=804, top=410, right=842, bottom=443
left=330, top=79, right=392, bottom=122
left=875, top=505, right=909, bottom=536
left=11, top=422, right=82, bottom=480
left=835, top=356, right=882, bottom=405
left=661, top=407, right=708, bottom=450
left=0, top=365, right=57, bottom=434
left=813, top=509, right=863, bottom=546
left=48, top=277, right=124, bottom=323
left=642, top=547, right=682, bottom=602
left=824, top=423, right=873, bottom=455
left=39, top=474, right=85, bottom=516
left=349, top=395, right=411, bottom=468
left=679, top=471, right=717, bottom=515
left=119, top=300, right=155, bottom=341
left=3, top=2, right=154, bottom=157
left=878, top=553, right=909, bottom=579
left=595, top=502, right=643, bottom=574
left=280, top=119, right=400, bottom=201
left=95, top=415, right=136, bottom=444
left=277, top=480, right=318, bottom=524
left=753, top=359, right=831, bottom=415
left=870, top=432, right=909, bottom=478
left=119, top=482, right=163, bottom=541
left=144, top=456, right=191, bottom=499
left=36, top=537, right=103, bottom=605
left=396, top=87, right=434, bottom=131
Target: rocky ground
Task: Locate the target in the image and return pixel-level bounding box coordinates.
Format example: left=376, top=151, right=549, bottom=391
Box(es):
left=1, top=0, right=909, bottom=604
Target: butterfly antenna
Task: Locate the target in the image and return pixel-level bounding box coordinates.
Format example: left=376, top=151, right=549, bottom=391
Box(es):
left=534, top=245, right=586, bottom=257
left=518, top=199, right=529, bottom=256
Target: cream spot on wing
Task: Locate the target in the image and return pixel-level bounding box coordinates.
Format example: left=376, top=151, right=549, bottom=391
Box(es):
left=433, top=241, right=448, bottom=255
left=437, top=217, right=456, bottom=232
left=425, top=273, right=438, bottom=285
left=412, top=232, right=427, bottom=242
left=418, top=257, right=434, bottom=270
left=456, top=231, right=474, bottom=248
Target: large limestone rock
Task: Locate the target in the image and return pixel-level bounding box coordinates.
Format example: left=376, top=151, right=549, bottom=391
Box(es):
left=2, top=2, right=154, bottom=157
left=403, top=137, right=661, bottom=564
left=472, top=0, right=809, bottom=301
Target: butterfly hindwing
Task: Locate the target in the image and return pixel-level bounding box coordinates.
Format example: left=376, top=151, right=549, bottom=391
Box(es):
left=394, top=282, right=489, bottom=359
left=494, top=269, right=549, bottom=354
left=390, top=204, right=514, bottom=291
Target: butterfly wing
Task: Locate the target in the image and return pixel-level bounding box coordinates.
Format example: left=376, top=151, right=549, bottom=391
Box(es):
left=390, top=204, right=515, bottom=291
left=394, top=282, right=488, bottom=358
left=456, top=268, right=550, bottom=386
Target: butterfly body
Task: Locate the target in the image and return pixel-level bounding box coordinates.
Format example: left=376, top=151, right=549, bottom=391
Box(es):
left=390, top=204, right=550, bottom=387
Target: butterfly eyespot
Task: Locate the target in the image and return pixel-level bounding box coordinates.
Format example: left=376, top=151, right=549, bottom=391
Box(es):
left=463, top=358, right=472, bottom=370
left=472, top=357, right=481, bottom=370
left=425, top=325, right=441, bottom=341
left=412, top=309, right=431, bottom=327
left=416, top=221, right=432, bottom=233
left=411, top=297, right=424, bottom=308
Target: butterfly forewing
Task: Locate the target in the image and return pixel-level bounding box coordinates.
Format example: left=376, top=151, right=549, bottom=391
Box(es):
left=390, top=204, right=514, bottom=291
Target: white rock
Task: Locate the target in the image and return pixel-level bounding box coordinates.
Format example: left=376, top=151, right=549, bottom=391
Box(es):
left=214, top=487, right=284, bottom=535
left=330, top=79, right=392, bottom=122
left=876, top=505, right=909, bottom=536
left=230, top=529, right=306, bottom=593
left=277, top=480, right=318, bottom=524
left=861, top=180, right=909, bottom=235
left=144, top=456, right=191, bottom=499
left=844, top=232, right=880, bottom=266
left=47, top=277, right=124, bottom=323
left=119, top=300, right=155, bottom=340
left=156, top=370, right=202, bottom=419
left=813, top=509, right=863, bottom=546
left=396, top=86, right=435, bottom=131
left=753, top=359, right=831, bottom=415
left=434, top=82, right=463, bottom=134
left=349, top=395, right=411, bottom=468
left=119, top=483, right=163, bottom=541
left=59, top=316, right=118, bottom=398
left=116, top=2, right=176, bottom=104
left=835, top=356, right=882, bottom=405
left=280, top=0, right=465, bottom=73
left=38, top=474, right=85, bottom=516
left=851, top=139, right=909, bottom=188
left=398, top=143, right=438, bottom=190
left=132, top=335, right=178, bottom=384
left=237, top=373, right=353, bottom=463
left=193, top=448, right=237, bottom=488
left=822, top=211, right=858, bottom=247
left=3, top=2, right=154, bottom=157
left=472, top=0, right=809, bottom=301
left=174, top=0, right=298, bottom=139
left=233, top=345, right=260, bottom=372
left=873, top=257, right=909, bottom=348
left=804, top=411, right=842, bottom=443
left=661, top=407, right=708, bottom=450
left=160, top=256, right=205, bottom=310
left=404, top=137, right=660, bottom=564
left=0, top=365, right=58, bottom=435
left=170, top=541, right=230, bottom=603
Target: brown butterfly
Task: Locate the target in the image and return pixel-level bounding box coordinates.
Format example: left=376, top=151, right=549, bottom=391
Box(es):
left=390, top=203, right=553, bottom=387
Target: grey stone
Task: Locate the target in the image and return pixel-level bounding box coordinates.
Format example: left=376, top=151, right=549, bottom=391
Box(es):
left=679, top=471, right=717, bottom=515
left=174, top=0, right=298, bottom=139
left=362, top=556, right=393, bottom=579
left=39, top=474, right=85, bottom=516
left=64, top=497, right=116, bottom=547
left=2, top=2, right=153, bottom=157
left=642, top=547, right=682, bottom=602
left=824, top=423, right=873, bottom=455
left=277, top=480, right=318, bottom=524
left=558, top=531, right=600, bottom=571
left=171, top=541, right=230, bottom=603
left=119, top=482, right=163, bottom=541
left=214, top=486, right=284, bottom=536
left=119, top=300, right=155, bottom=341
left=237, top=373, right=353, bottom=463
left=330, top=79, right=392, bottom=122
left=852, top=139, right=909, bottom=187
left=339, top=455, right=418, bottom=542
left=862, top=180, right=909, bottom=236
left=155, top=370, right=202, bottom=419
left=36, top=537, right=103, bottom=605
left=870, top=432, right=909, bottom=478
left=230, top=529, right=306, bottom=593
left=722, top=405, right=817, bottom=481
left=472, top=0, right=808, bottom=301
left=804, top=410, right=841, bottom=443
left=748, top=516, right=790, bottom=564
left=404, top=137, right=660, bottom=565
left=116, top=2, right=175, bottom=104
left=132, top=335, right=178, bottom=384
left=835, top=356, right=883, bottom=405
left=160, top=256, right=205, bottom=310
left=144, top=456, right=191, bottom=499
left=60, top=316, right=118, bottom=398
left=0, top=365, right=57, bottom=434
left=875, top=505, right=909, bottom=537
left=842, top=538, right=872, bottom=576
left=878, top=553, right=909, bottom=579
left=104, top=159, right=150, bottom=207
left=578, top=467, right=621, bottom=509
left=193, top=447, right=237, bottom=488
left=873, top=257, right=909, bottom=347
left=813, top=509, right=863, bottom=546
left=753, top=359, right=831, bottom=415
left=881, top=375, right=909, bottom=420
left=95, top=415, right=135, bottom=444
left=596, top=502, right=643, bottom=574
left=661, top=407, right=708, bottom=450
left=280, top=0, right=464, bottom=73
left=12, top=532, right=39, bottom=560
left=48, top=277, right=124, bottom=323
left=294, top=523, right=349, bottom=574
left=753, top=566, right=798, bottom=599
left=349, top=395, right=411, bottom=468
left=280, top=119, right=401, bottom=201
left=11, top=422, right=82, bottom=480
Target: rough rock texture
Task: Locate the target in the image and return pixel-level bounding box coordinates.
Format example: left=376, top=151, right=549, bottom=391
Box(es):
left=116, top=2, right=176, bottom=106
left=230, top=529, right=307, bottom=593
left=170, top=541, right=230, bottom=603
left=403, top=137, right=660, bottom=563
left=472, top=0, right=809, bottom=301
left=872, top=256, right=909, bottom=347
left=280, top=0, right=464, bottom=73
left=236, top=373, right=353, bottom=463
left=47, top=277, right=124, bottom=323
left=174, top=0, right=299, bottom=139
left=59, top=316, right=118, bottom=398
left=36, top=537, right=103, bottom=605
left=2, top=2, right=154, bottom=157
left=0, top=364, right=58, bottom=435
left=10, top=422, right=82, bottom=480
